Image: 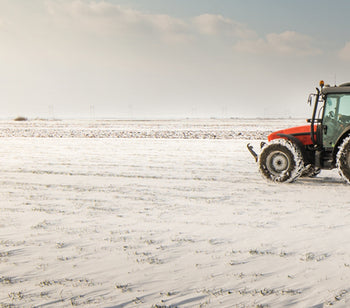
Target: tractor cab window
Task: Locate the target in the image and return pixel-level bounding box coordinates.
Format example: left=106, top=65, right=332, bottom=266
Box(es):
left=324, top=96, right=337, bottom=118
left=338, top=95, right=350, bottom=122
left=323, top=94, right=350, bottom=147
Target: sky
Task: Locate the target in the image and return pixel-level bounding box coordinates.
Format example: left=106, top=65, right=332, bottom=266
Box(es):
left=1, top=0, right=350, bottom=119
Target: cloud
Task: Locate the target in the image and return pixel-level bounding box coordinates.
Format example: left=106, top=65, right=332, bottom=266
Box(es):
left=45, top=0, right=191, bottom=43
left=234, top=31, right=322, bottom=57
left=45, top=1, right=258, bottom=44
left=43, top=2, right=321, bottom=58
left=339, top=42, right=350, bottom=61
left=192, top=14, right=256, bottom=39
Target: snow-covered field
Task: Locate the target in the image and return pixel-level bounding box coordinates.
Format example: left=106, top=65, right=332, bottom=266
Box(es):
left=0, top=118, right=305, bottom=139
left=1, top=119, right=350, bottom=307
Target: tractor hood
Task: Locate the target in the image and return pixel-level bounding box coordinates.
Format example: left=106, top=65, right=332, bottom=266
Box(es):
left=268, top=124, right=316, bottom=145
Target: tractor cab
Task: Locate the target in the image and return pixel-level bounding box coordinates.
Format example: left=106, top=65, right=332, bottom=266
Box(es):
left=318, top=84, right=350, bottom=149
left=248, top=80, right=350, bottom=183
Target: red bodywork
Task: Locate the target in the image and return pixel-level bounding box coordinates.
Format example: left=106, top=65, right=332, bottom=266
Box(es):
left=268, top=125, right=317, bottom=145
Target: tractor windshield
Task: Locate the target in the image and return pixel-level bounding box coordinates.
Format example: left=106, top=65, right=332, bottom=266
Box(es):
left=323, top=94, right=350, bottom=147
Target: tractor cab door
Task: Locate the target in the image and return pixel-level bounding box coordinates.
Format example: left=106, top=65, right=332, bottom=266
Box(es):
left=322, top=94, right=350, bottom=148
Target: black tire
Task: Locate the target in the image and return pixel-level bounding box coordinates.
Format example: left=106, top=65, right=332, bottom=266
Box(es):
left=258, top=139, right=304, bottom=183
left=336, top=136, right=350, bottom=183
left=301, top=165, right=321, bottom=178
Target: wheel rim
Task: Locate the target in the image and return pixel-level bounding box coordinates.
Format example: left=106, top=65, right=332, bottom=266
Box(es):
left=266, top=150, right=290, bottom=176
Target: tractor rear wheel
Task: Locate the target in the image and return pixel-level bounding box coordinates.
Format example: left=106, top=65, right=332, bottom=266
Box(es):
left=258, top=139, right=304, bottom=183
left=336, top=136, right=350, bottom=183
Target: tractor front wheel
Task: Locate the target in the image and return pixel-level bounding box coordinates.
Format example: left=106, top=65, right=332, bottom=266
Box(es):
left=258, top=139, right=304, bottom=183
left=336, top=136, right=350, bottom=183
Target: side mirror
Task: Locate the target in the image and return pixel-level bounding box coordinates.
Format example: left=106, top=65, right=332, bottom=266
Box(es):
left=308, top=94, right=315, bottom=105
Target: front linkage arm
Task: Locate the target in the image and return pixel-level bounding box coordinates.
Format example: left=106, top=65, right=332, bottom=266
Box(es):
left=247, top=142, right=266, bottom=162
left=247, top=143, right=258, bottom=162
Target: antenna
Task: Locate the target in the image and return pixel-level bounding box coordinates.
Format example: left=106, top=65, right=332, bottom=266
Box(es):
left=48, top=105, right=54, bottom=119
left=334, top=73, right=337, bottom=86
left=90, top=105, right=95, bottom=119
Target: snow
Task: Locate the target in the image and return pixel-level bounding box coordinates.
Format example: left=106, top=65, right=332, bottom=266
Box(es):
left=1, top=119, right=350, bottom=307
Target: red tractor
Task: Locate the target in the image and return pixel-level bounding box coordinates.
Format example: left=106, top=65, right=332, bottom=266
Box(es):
left=248, top=80, right=350, bottom=183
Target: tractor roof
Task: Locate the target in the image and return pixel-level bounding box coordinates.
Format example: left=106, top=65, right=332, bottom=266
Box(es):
left=322, top=82, right=350, bottom=94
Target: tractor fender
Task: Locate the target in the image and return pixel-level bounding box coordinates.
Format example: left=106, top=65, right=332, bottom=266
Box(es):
left=276, top=133, right=308, bottom=163
left=333, top=127, right=350, bottom=159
